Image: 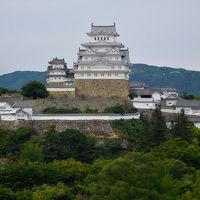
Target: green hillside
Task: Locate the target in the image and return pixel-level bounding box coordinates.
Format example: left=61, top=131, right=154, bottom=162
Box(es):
left=0, top=71, right=46, bottom=89
left=0, top=64, right=200, bottom=94
left=131, top=64, right=200, bottom=95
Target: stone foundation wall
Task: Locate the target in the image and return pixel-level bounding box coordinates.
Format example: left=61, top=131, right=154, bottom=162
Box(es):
left=33, top=96, right=131, bottom=113
left=75, top=79, right=129, bottom=97
left=48, top=91, right=75, bottom=97
left=0, top=120, right=115, bottom=138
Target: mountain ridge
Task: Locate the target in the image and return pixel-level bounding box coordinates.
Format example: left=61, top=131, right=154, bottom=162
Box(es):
left=0, top=64, right=200, bottom=95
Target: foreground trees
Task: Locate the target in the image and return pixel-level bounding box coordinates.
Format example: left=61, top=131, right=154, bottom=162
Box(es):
left=140, top=106, right=167, bottom=151
left=0, top=110, right=200, bottom=199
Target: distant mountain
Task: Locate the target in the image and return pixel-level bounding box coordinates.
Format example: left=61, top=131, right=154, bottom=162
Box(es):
left=0, top=71, right=46, bottom=89
left=0, top=64, right=200, bottom=95
left=130, top=64, right=200, bottom=95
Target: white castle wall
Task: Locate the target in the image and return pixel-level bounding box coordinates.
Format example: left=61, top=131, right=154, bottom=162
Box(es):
left=31, top=113, right=140, bottom=121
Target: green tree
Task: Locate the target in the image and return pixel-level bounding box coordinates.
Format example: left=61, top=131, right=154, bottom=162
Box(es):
left=15, top=189, right=32, bottom=200
left=84, top=153, right=180, bottom=200
left=43, top=129, right=94, bottom=162
left=0, top=159, right=88, bottom=190
left=0, top=187, right=15, bottom=200
left=178, top=171, right=200, bottom=200
left=112, top=119, right=144, bottom=150
left=104, top=105, right=125, bottom=115
left=32, top=183, right=71, bottom=200
left=20, top=142, right=44, bottom=162
left=21, top=81, right=48, bottom=99
left=140, top=106, right=167, bottom=151
left=172, top=110, right=193, bottom=142
left=0, top=127, right=36, bottom=157
left=152, top=139, right=200, bottom=169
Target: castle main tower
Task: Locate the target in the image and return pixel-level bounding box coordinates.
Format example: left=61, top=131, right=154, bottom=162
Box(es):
left=74, top=23, right=130, bottom=97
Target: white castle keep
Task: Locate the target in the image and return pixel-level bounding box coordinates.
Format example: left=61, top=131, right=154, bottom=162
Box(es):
left=46, top=24, right=131, bottom=97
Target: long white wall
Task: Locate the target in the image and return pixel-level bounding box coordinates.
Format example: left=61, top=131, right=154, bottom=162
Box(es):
left=30, top=113, right=140, bottom=121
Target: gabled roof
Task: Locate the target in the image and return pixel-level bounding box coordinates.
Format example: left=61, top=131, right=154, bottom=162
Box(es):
left=13, top=101, right=33, bottom=108
left=87, top=23, right=119, bottom=36
left=136, top=88, right=163, bottom=96
left=176, top=100, right=200, bottom=108
left=16, top=108, right=29, bottom=115
left=0, top=102, right=11, bottom=108
left=48, top=58, right=66, bottom=65
left=82, top=41, right=124, bottom=48
left=77, top=57, right=130, bottom=66
left=164, top=94, right=181, bottom=100
left=129, top=82, right=147, bottom=88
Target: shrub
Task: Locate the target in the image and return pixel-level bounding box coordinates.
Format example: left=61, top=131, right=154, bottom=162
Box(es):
left=21, top=81, right=48, bottom=99
left=42, top=107, right=82, bottom=114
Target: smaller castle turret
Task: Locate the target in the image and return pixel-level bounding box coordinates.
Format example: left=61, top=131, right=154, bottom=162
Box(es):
left=46, top=58, right=75, bottom=96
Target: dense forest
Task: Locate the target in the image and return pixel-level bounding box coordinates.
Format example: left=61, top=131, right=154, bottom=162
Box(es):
left=1, top=64, right=200, bottom=94
left=1, top=108, right=200, bottom=199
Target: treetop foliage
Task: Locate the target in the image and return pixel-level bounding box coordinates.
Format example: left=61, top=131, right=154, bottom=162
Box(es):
left=0, top=109, right=200, bottom=199
left=21, top=81, right=48, bottom=99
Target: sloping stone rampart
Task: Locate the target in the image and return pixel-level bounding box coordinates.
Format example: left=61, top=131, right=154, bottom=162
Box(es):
left=0, top=120, right=115, bottom=137
left=75, top=79, right=129, bottom=97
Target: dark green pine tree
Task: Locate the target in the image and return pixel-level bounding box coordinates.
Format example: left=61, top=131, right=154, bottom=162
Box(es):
left=172, top=109, right=193, bottom=142
left=140, top=105, right=167, bottom=151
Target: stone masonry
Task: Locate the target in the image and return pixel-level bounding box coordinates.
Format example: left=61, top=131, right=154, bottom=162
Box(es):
left=75, top=79, right=129, bottom=97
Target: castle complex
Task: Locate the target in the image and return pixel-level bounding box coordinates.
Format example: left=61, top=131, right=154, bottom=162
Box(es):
left=47, top=24, right=131, bottom=97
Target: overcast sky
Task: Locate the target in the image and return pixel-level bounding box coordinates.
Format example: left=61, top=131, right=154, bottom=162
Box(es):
left=0, top=0, right=200, bottom=75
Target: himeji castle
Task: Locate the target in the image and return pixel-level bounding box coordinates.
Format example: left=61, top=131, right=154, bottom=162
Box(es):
left=73, top=23, right=131, bottom=97
left=46, top=58, right=75, bottom=96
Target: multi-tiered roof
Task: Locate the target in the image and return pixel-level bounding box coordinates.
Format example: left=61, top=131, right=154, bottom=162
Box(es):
left=74, top=23, right=130, bottom=80
left=46, top=58, right=74, bottom=91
